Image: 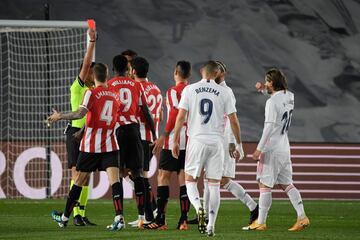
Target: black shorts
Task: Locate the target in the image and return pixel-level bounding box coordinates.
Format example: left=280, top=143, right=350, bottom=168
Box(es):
left=159, top=149, right=186, bottom=172
left=142, top=140, right=153, bottom=172
left=76, top=151, right=120, bottom=172
left=116, top=124, right=143, bottom=171
left=66, top=126, right=81, bottom=169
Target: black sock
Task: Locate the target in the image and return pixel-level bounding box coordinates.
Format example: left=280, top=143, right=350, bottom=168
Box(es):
left=156, top=185, right=169, bottom=222
left=144, top=178, right=154, bottom=221
left=112, top=180, right=123, bottom=216
left=64, top=184, right=82, bottom=218
left=179, top=185, right=189, bottom=220
left=134, top=177, right=145, bottom=215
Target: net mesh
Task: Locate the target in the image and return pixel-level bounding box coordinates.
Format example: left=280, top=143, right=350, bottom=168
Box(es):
left=0, top=27, right=87, bottom=198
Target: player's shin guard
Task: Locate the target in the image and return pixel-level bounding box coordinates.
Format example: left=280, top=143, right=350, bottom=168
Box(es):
left=112, top=181, right=123, bottom=216
left=258, top=188, right=272, bottom=224
left=134, top=177, right=145, bottom=216
left=64, top=184, right=82, bottom=218
left=156, top=186, right=169, bottom=222
left=144, top=178, right=154, bottom=221
left=203, top=179, right=209, bottom=218
left=285, top=185, right=306, bottom=218
left=207, top=182, right=220, bottom=229
left=179, top=185, right=190, bottom=220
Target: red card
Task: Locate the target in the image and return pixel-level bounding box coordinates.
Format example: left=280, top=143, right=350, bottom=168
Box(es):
left=87, top=19, right=96, bottom=30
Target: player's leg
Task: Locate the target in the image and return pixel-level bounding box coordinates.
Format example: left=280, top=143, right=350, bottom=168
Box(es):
left=221, top=176, right=258, bottom=224
left=277, top=154, right=309, bottom=231
left=51, top=171, right=89, bottom=228
left=142, top=140, right=155, bottom=222
left=78, top=174, right=96, bottom=225
left=249, top=152, right=274, bottom=230
left=145, top=169, right=171, bottom=229
left=203, top=142, right=224, bottom=237
left=176, top=149, right=190, bottom=230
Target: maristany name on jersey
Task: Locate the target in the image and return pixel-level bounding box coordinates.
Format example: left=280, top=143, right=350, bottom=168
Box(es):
left=195, top=86, right=220, bottom=96
left=95, top=90, right=118, bottom=100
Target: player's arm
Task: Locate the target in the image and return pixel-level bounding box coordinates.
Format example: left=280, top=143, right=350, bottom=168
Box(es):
left=252, top=100, right=277, bottom=161
left=228, top=113, right=244, bottom=161
left=171, top=108, right=187, bottom=159
left=141, top=103, right=157, bottom=140
left=78, top=28, right=96, bottom=81
left=48, top=106, right=87, bottom=123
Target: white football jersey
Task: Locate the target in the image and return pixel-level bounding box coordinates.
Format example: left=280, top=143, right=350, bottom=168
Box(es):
left=220, top=81, right=237, bottom=143
left=261, top=90, right=294, bottom=153
left=178, top=79, right=236, bottom=144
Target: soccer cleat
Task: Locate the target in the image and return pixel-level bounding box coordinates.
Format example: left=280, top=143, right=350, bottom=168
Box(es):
left=197, top=207, right=207, bottom=234
left=248, top=220, right=267, bottom=231
left=51, top=210, right=68, bottom=228
left=144, top=220, right=168, bottom=230
left=288, top=216, right=310, bottom=231
left=177, top=220, right=188, bottom=230
left=249, top=205, right=259, bottom=225
left=82, top=216, right=96, bottom=226
left=73, top=214, right=85, bottom=226
left=107, top=216, right=125, bottom=231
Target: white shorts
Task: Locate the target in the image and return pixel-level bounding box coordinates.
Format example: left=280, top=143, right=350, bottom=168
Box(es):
left=256, top=151, right=293, bottom=188
left=185, top=138, right=224, bottom=180
left=222, top=141, right=235, bottom=178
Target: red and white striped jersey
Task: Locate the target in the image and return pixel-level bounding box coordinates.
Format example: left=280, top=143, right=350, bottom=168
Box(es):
left=164, top=81, right=188, bottom=150
left=108, top=76, right=147, bottom=125
left=79, top=86, right=119, bottom=153
left=138, top=80, right=163, bottom=142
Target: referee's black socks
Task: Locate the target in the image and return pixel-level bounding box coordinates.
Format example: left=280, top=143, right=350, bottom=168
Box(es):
left=64, top=184, right=82, bottom=218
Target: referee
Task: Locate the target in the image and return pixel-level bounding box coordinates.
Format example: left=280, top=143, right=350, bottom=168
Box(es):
left=65, top=27, right=96, bottom=226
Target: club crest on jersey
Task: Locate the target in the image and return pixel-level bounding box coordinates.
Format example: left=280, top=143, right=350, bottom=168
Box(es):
left=195, top=87, right=220, bottom=96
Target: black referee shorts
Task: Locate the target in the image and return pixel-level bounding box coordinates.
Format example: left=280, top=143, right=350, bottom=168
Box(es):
left=142, top=140, right=153, bottom=172
left=76, top=150, right=120, bottom=172
left=116, top=124, right=144, bottom=171
left=66, top=126, right=81, bottom=169
left=159, top=149, right=186, bottom=173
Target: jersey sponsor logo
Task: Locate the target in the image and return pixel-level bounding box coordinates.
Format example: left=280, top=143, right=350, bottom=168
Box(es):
left=195, top=87, right=220, bottom=96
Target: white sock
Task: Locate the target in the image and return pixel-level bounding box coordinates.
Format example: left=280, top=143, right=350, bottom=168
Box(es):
left=185, top=181, right=202, bottom=213
left=258, top=188, right=272, bottom=224
left=207, top=182, right=221, bottom=230
left=224, top=180, right=257, bottom=211
left=285, top=185, right=306, bottom=219
left=61, top=214, right=69, bottom=222
left=203, top=179, right=210, bottom=218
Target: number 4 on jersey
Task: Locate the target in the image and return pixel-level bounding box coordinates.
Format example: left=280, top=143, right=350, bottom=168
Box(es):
left=100, top=100, right=113, bottom=125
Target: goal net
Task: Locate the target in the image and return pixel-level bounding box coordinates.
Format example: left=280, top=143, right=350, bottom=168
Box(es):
left=0, top=20, right=89, bottom=199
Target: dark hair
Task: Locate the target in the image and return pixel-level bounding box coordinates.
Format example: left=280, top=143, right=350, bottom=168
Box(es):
left=131, top=57, right=149, bottom=78
left=202, top=60, right=220, bottom=75
left=176, top=61, right=191, bottom=79
left=121, top=49, right=138, bottom=59
left=265, top=68, right=288, bottom=91
left=79, top=62, right=96, bottom=72
left=112, top=55, right=128, bottom=74
left=93, top=63, right=108, bottom=83
left=215, top=61, right=227, bottom=73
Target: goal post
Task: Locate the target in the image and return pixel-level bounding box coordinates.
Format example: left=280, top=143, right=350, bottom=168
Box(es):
left=0, top=20, right=92, bottom=199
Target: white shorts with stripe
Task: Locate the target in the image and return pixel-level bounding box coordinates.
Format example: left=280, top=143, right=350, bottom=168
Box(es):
left=185, top=138, right=224, bottom=180
left=222, top=140, right=235, bottom=178
left=256, top=150, right=293, bottom=188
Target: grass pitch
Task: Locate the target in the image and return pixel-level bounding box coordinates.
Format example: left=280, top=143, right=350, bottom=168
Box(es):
left=0, top=199, right=358, bottom=239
